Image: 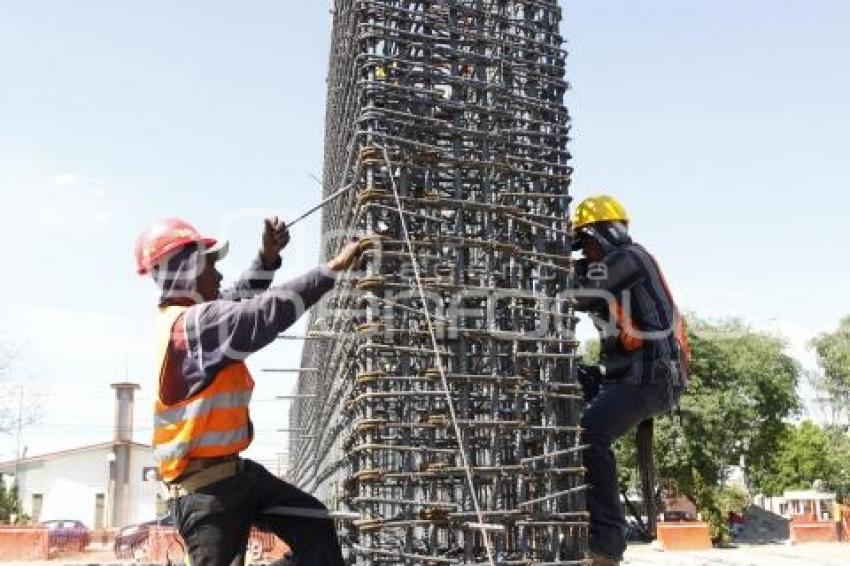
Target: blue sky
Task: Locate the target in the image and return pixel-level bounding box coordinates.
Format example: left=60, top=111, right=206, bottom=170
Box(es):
left=0, top=1, right=847, bottom=463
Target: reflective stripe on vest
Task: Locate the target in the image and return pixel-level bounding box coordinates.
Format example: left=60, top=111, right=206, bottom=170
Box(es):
left=154, top=390, right=253, bottom=428
left=153, top=306, right=254, bottom=482
left=154, top=424, right=253, bottom=463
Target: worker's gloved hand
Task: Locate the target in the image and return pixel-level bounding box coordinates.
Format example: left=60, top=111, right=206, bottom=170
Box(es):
left=261, top=216, right=291, bottom=266
left=573, top=258, right=589, bottom=278
left=327, top=239, right=364, bottom=272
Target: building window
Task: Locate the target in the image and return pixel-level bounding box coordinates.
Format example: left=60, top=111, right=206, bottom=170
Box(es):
left=94, top=493, right=105, bottom=529
left=31, top=494, right=43, bottom=522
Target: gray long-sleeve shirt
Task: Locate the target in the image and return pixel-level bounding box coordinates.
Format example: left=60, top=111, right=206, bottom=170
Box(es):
left=158, top=249, right=335, bottom=405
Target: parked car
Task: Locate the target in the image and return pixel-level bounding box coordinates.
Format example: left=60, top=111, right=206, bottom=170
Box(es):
left=41, top=520, right=90, bottom=552
left=114, top=514, right=174, bottom=559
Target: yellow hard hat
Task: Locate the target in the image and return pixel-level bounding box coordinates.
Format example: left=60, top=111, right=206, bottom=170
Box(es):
left=571, top=195, right=630, bottom=229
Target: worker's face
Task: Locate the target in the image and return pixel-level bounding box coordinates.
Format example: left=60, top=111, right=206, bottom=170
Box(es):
left=582, top=238, right=604, bottom=262
left=577, top=229, right=605, bottom=262
left=195, top=255, right=223, bottom=302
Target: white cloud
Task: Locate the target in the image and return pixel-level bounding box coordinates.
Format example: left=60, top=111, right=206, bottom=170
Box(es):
left=29, top=173, right=114, bottom=229
left=50, top=173, right=82, bottom=186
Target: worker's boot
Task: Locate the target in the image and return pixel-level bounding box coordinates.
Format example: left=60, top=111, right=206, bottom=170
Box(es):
left=589, top=551, right=621, bottom=566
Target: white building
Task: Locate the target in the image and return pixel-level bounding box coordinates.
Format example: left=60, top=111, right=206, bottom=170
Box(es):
left=0, top=441, right=157, bottom=528
left=0, top=383, right=159, bottom=529
left=756, top=489, right=838, bottom=520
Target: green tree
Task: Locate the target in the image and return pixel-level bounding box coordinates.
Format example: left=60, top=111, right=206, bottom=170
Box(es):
left=613, top=318, right=802, bottom=539
left=755, top=421, right=850, bottom=502
left=810, top=316, right=850, bottom=425
left=761, top=421, right=835, bottom=495
left=716, top=484, right=751, bottom=518
left=0, top=478, right=23, bottom=523
left=824, top=426, right=850, bottom=501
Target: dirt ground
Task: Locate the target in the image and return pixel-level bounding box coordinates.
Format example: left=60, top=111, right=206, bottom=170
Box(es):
left=2, top=541, right=847, bottom=565
left=625, top=541, right=850, bottom=565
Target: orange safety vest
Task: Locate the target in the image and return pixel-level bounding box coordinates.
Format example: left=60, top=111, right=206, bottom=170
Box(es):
left=152, top=306, right=254, bottom=482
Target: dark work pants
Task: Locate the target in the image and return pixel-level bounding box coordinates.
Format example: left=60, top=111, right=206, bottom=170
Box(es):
left=581, top=380, right=677, bottom=561
left=169, top=459, right=344, bottom=566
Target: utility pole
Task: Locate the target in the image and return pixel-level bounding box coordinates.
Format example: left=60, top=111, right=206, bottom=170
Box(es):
left=13, top=382, right=23, bottom=489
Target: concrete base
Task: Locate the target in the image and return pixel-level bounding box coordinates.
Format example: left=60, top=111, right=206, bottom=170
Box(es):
left=790, top=520, right=839, bottom=544
left=0, top=527, right=49, bottom=561
left=656, top=521, right=713, bottom=551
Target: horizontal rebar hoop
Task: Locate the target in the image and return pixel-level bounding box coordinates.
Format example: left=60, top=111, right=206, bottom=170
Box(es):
left=288, top=1, right=586, bottom=563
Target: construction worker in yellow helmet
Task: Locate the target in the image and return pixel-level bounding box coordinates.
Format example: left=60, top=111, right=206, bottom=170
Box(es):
left=569, top=195, right=691, bottom=566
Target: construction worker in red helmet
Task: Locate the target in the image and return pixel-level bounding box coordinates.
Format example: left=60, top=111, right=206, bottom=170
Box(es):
left=136, top=216, right=360, bottom=566
left=570, top=195, right=690, bottom=566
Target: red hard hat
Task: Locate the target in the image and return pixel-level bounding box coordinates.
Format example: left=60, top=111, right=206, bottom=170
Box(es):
left=134, top=218, right=226, bottom=275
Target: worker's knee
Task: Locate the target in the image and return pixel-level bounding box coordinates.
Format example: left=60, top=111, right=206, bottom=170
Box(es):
left=298, top=490, right=328, bottom=511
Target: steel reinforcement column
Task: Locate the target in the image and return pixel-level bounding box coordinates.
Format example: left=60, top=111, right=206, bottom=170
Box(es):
left=288, top=1, right=585, bottom=563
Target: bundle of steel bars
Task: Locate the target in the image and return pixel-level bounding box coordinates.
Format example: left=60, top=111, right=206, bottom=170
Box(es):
left=287, top=1, right=586, bottom=563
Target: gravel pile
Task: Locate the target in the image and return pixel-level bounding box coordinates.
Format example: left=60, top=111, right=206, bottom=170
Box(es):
left=734, top=505, right=790, bottom=543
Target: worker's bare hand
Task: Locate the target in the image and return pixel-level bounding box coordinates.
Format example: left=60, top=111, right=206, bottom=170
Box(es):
left=326, top=240, right=363, bottom=272
left=261, top=216, right=290, bottom=266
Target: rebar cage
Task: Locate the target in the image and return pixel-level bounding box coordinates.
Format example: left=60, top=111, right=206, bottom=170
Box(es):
left=287, top=1, right=586, bottom=563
